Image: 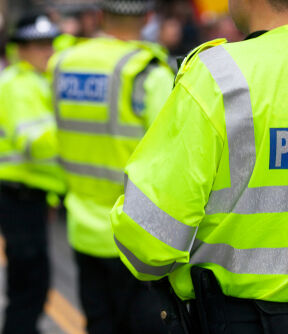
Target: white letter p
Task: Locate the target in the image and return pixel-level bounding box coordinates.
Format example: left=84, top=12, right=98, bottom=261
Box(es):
left=276, top=131, right=288, bottom=167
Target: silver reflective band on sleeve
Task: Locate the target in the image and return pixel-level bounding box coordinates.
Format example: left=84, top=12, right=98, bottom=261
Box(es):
left=55, top=50, right=144, bottom=138
left=0, top=129, right=5, bottom=138
left=59, top=158, right=124, bottom=183
left=15, top=116, right=54, bottom=135
left=199, top=46, right=256, bottom=215
left=114, top=236, right=175, bottom=276
left=0, top=154, right=23, bottom=163
left=123, top=178, right=198, bottom=252
left=124, top=173, right=128, bottom=192
left=199, top=46, right=288, bottom=215
left=191, top=239, right=288, bottom=275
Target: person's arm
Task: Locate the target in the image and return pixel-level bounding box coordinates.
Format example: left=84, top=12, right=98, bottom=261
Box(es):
left=1, top=73, right=58, bottom=161
left=132, top=63, right=174, bottom=130
left=142, top=64, right=174, bottom=128
left=111, top=79, right=224, bottom=281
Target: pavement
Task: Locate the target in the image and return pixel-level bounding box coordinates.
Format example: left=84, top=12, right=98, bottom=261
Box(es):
left=0, top=215, right=86, bottom=334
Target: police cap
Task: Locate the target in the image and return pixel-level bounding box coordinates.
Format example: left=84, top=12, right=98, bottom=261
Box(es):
left=10, top=14, right=60, bottom=43
left=99, top=0, right=154, bottom=16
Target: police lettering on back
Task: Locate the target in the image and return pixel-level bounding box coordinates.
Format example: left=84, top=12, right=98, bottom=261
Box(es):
left=270, top=128, right=288, bottom=169
left=58, top=73, right=108, bottom=103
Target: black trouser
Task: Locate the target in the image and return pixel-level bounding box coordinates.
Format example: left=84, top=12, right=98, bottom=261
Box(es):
left=0, top=183, right=49, bottom=334
left=74, top=251, right=185, bottom=334
left=188, top=266, right=288, bottom=334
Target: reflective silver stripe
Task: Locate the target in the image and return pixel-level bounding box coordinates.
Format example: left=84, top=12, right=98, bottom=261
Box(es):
left=124, top=178, right=198, bottom=252
left=132, top=62, right=157, bottom=117
left=54, top=50, right=70, bottom=127
left=57, top=119, right=143, bottom=138
left=0, top=154, right=23, bottom=163
left=200, top=46, right=267, bottom=214
left=225, top=185, right=288, bottom=214
left=15, top=116, right=54, bottom=135
left=114, top=236, right=175, bottom=276
left=0, top=154, right=57, bottom=165
left=57, top=119, right=109, bottom=134
left=37, top=157, right=59, bottom=164
left=116, top=234, right=288, bottom=276
left=114, top=124, right=143, bottom=138
left=60, top=158, right=124, bottom=183
left=108, top=50, right=144, bottom=138
left=55, top=50, right=144, bottom=138
left=190, top=239, right=288, bottom=275
left=0, top=129, right=5, bottom=138
left=124, top=173, right=128, bottom=192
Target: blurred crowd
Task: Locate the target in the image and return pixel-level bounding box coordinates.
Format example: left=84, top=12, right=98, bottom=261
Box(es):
left=0, top=0, right=244, bottom=70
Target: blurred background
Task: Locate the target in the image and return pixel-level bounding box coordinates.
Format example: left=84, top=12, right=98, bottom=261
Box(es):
left=0, top=0, right=243, bottom=71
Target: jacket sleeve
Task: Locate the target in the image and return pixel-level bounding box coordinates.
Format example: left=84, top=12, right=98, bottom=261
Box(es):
left=0, top=75, right=58, bottom=161
left=111, top=80, right=224, bottom=281
left=142, top=65, right=174, bottom=129
left=131, top=63, right=174, bottom=130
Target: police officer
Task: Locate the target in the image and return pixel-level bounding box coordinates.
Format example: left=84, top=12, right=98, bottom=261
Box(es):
left=111, top=0, right=288, bottom=333
left=0, top=14, right=65, bottom=334
left=50, top=0, right=175, bottom=333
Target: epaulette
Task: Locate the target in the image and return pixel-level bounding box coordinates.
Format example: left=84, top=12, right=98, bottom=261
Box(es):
left=175, top=38, right=227, bottom=86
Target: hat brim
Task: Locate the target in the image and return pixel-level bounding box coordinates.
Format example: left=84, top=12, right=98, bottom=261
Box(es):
left=10, top=25, right=60, bottom=43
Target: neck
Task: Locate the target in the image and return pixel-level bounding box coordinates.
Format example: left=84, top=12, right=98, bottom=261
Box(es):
left=102, top=27, right=141, bottom=41
left=18, top=53, right=36, bottom=70
left=18, top=50, right=43, bottom=73
left=101, top=12, right=144, bottom=41
left=248, top=1, right=288, bottom=33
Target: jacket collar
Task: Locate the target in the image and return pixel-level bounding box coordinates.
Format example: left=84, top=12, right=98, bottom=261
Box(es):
left=245, top=30, right=268, bottom=40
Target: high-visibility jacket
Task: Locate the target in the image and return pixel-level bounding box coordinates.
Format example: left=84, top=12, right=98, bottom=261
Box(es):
left=0, top=61, right=65, bottom=194
left=51, top=37, right=174, bottom=257
left=111, top=26, right=288, bottom=302
left=53, top=34, right=87, bottom=53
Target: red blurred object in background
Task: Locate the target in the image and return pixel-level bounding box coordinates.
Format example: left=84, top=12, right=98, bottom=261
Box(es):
left=190, top=0, right=228, bottom=23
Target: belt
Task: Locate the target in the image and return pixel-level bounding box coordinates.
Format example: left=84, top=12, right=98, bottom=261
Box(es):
left=0, top=181, right=47, bottom=201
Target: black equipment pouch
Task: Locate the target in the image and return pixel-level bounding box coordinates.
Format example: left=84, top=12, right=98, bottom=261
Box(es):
left=158, top=268, right=228, bottom=334
left=152, top=278, right=192, bottom=334
left=190, top=266, right=230, bottom=334
left=254, top=300, right=288, bottom=334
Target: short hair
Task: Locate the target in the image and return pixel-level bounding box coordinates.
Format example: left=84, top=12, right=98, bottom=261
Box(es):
left=268, top=0, right=288, bottom=9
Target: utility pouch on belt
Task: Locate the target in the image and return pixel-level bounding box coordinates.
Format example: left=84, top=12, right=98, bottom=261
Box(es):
left=153, top=278, right=192, bottom=334
left=190, top=266, right=227, bottom=334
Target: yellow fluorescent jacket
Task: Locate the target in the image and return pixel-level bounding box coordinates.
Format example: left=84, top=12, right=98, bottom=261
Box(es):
left=111, top=26, right=288, bottom=302
left=0, top=61, right=65, bottom=194
left=50, top=37, right=174, bottom=257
